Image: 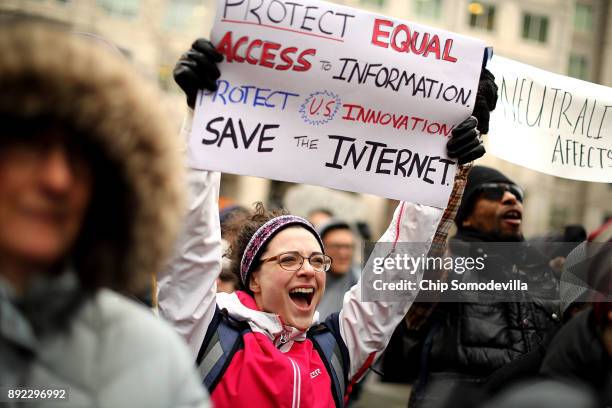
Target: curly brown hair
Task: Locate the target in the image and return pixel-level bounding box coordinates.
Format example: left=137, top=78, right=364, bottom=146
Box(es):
left=224, top=202, right=287, bottom=292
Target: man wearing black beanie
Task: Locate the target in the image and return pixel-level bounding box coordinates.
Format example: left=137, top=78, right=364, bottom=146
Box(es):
left=454, top=165, right=525, bottom=242
left=382, top=166, right=561, bottom=408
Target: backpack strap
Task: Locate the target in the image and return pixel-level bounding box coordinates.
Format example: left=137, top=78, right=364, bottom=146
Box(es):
left=196, top=306, right=251, bottom=392
left=196, top=307, right=350, bottom=406
left=309, top=313, right=350, bottom=408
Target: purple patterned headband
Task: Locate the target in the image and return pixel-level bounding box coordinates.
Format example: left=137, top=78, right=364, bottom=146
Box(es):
left=240, top=215, right=324, bottom=286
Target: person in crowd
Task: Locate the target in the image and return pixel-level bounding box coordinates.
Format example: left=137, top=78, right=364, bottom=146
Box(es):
left=220, top=204, right=250, bottom=232
left=381, top=165, right=561, bottom=407
left=217, top=205, right=249, bottom=293
left=355, top=220, right=372, bottom=242
left=156, top=38, right=495, bottom=407
left=530, top=224, right=587, bottom=276
left=531, top=225, right=587, bottom=252
left=317, top=220, right=359, bottom=319
left=315, top=220, right=365, bottom=406
left=437, top=221, right=611, bottom=408
left=218, top=242, right=240, bottom=293
left=539, top=220, right=612, bottom=406
left=308, top=208, right=334, bottom=229
left=0, top=23, right=209, bottom=407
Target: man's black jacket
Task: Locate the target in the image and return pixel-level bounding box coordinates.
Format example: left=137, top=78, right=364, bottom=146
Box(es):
left=381, top=228, right=561, bottom=408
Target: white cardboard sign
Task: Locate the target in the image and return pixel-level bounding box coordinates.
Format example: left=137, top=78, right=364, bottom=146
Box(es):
left=189, top=0, right=486, bottom=208
left=488, top=55, right=612, bottom=183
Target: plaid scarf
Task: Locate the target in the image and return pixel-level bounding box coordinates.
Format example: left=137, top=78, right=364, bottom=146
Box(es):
left=403, top=164, right=472, bottom=330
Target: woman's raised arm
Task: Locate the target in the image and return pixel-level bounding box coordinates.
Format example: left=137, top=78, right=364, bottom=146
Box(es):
left=338, top=144, right=476, bottom=384
left=157, top=109, right=223, bottom=359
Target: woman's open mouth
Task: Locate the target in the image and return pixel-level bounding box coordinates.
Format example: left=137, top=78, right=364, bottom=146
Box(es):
left=288, top=287, right=315, bottom=309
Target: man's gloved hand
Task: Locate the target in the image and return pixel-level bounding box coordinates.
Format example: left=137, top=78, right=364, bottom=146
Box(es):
left=472, top=68, right=498, bottom=134
left=174, top=39, right=223, bottom=108
left=447, top=116, right=485, bottom=165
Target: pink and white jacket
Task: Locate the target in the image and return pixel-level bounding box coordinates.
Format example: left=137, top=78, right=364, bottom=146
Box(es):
left=157, top=113, right=444, bottom=407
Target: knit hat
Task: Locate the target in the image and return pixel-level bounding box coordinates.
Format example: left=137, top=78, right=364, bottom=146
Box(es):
left=240, top=215, right=324, bottom=287
left=455, top=166, right=517, bottom=226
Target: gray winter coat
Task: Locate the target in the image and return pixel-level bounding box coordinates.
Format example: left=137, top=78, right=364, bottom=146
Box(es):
left=0, top=274, right=208, bottom=407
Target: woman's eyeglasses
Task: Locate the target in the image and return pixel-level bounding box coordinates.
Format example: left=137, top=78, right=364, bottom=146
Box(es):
left=477, top=183, right=524, bottom=203
left=260, top=251, right=332, bottom=273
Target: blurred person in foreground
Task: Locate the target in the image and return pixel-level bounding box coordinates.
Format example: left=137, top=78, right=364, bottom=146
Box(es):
left=382, top=166, right=561, bottom=407
left=0, top=23, right=209, bottom=407
left=316, top=219, right=359, bottom=319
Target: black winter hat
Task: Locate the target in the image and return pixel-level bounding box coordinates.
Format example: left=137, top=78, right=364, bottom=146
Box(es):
left=455, top=166, right=517, bottom=226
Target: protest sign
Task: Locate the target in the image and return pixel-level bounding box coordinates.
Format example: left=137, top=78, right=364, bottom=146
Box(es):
left=487, top=55, right=612, bottom=183
left=189, top=0, right=485, bottom=208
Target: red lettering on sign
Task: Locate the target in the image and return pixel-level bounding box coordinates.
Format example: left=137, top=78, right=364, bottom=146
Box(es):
left=371, top=18, right=393, bottom=48
left=216, top=31, right=317, bottom=72
left=370, top=18, right=458, bottom=63
left=341, top=103, right=454, bottom=136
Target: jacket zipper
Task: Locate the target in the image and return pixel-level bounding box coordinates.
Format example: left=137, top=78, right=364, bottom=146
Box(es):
left=288, top=357, right=301, bottom=408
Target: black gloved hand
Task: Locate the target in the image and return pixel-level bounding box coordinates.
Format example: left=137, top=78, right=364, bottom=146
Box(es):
left=174, top=39, right=223, bottom=108
left=472, top=68, right=498, bottom=134
left=447, top=116, right=485, bottom=165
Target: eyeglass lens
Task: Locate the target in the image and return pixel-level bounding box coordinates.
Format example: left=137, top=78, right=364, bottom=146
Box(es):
left=278, top=252, right=329, bottom=272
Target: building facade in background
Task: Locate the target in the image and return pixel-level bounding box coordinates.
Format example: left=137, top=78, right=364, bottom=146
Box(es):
left=343, top=0, right=612, bottom=237
left=2, top=0, right=610, bottom=237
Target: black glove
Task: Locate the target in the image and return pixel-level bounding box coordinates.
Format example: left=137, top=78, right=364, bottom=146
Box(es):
left=174, top=39, right=223, bottom=108
left=447, top=116, right=485, bottom=165
left=472, top=68, right=498, bottom=134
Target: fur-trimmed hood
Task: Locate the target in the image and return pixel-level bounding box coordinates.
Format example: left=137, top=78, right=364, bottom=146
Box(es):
left=0, top=23, right=185, bottom=294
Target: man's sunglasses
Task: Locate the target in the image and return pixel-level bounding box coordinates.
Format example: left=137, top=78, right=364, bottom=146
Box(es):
left=476, top=183, right=524, bottom=202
